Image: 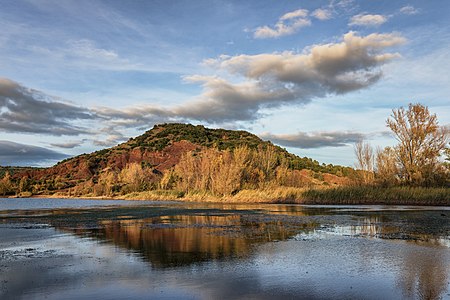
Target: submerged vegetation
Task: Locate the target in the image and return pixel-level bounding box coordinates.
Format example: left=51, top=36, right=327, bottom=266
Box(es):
left=1, top=104, right=449, bottom=205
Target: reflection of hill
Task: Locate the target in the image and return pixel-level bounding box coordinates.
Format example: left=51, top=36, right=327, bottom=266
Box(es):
left=67, top=214, right=313, bottom=268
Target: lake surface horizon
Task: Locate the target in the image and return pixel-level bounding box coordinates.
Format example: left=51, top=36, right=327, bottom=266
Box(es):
left=1, top=198, right=449, bottom=299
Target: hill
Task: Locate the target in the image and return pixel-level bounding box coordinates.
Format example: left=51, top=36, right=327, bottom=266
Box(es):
left=3, top=123, right=356, bottom=197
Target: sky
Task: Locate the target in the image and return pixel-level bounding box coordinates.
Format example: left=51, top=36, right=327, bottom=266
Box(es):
left=1, top=0, right=449, bottom=167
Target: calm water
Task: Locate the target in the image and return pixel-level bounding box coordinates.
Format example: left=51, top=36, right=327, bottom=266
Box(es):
left=0, top=197, right=171, bottom=210
left=0, top=198, right=449, bottom=299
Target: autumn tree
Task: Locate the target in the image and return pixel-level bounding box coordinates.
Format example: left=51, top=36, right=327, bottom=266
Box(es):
left=210, top=146, right=251, bottom=195
left=386, top=103, right=448, bottom=185
left=18, top=176, right=30, bottom=194
left=0, top=172, right=12, bottom=196
left=445, top=147, right=450, bottom=165
left=119, top=163, right=146, bottom=193
left=95, top=169, right=117, bottom=196
left=249, top=145, right=279, bottom=188
left=375, top=147, right=399, bottom=186
left=160, top=169, right=177, bottom=190
left=174, top=146, right=252, bottom=196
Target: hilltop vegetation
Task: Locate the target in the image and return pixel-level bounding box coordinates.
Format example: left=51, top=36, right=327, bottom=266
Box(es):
left=0, top=166, right=43, bottom=178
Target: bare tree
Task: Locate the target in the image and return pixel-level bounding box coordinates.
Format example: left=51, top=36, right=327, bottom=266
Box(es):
left=387, top=103, right=448, bottom=185
left=354, top=140, right=375, bottom=184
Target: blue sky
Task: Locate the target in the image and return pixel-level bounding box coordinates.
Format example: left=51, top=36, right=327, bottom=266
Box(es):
left=0, top=0, right=449, bottom=167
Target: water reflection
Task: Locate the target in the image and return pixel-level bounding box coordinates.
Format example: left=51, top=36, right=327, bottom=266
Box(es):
left=304, top=215, right=450, bottom=299
left=396, top=247, right=449, bottom=300
left=66, top=214, right=316, bottom=268
left=1, top=203, right=449, bottom=299
left=320, top=215, right=450, bottom=248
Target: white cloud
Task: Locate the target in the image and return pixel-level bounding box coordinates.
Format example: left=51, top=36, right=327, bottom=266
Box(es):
left=93, top=132, right=127, bottom=147
left=253, top=9, right=311, bottom=39
left=280, top=9, right=309, bottom=21
left=88, top=31, right=405, bottom=125
left=66, top=39, right=119, bottom=60
left=25, top=39, right=145, bottom=72
left=188, top=32, right=405, bottom=122
left=311, top=8, right=333, bottom=20
left=399, top=5, right=419, bottom=15
left=334, top=0, right=355, bottom=9
left=50, top=140, right=87, bottom=149
left=349, top=14, right=388, bottom=27
left=61, top=39, right=147, bottom=71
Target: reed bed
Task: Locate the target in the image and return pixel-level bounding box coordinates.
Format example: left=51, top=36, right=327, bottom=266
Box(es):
left=49, top=186, right=449, bottom=206
left=302, top=186, right=450, bottom=206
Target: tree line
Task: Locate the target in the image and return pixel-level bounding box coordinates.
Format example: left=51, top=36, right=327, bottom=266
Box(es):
left=355, top=103, right=449, bottom=187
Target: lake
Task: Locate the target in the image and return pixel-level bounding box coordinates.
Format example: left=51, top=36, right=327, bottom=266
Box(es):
left=1, top=198, right=449, bottom=299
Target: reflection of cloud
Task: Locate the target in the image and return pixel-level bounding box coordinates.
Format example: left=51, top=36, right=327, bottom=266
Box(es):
left=253, top=9, right=311, bottom=39
left=349, top=14, right=388, bottom=27
left=260, top=131, right=365, bottom=149
left=0, top=140, right=68, bottom=166
left=0, top=78, right=95, bottom=136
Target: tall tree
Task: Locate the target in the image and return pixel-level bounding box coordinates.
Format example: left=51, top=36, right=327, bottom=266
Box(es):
left=386, top=103, right=448, bottom=185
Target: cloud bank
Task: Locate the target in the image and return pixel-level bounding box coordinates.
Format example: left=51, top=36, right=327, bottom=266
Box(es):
left=194, top=31, right=405, bottom=122
left=0, top=78, right=96, bottom=136
left=0, top=32, right=405, bottom=148
left=260, top=131, right=365, bottom=149
left=97, top=31, right=404, bottom=125
left=0, top=141, right=68, bottom=167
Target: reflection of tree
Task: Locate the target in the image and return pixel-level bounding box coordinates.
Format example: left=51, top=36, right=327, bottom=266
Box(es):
left=66, top=214, right=315, bottom=268
left=333, top=214, right=450, bottom=300
left=396, top=239, right=449, bottom=300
